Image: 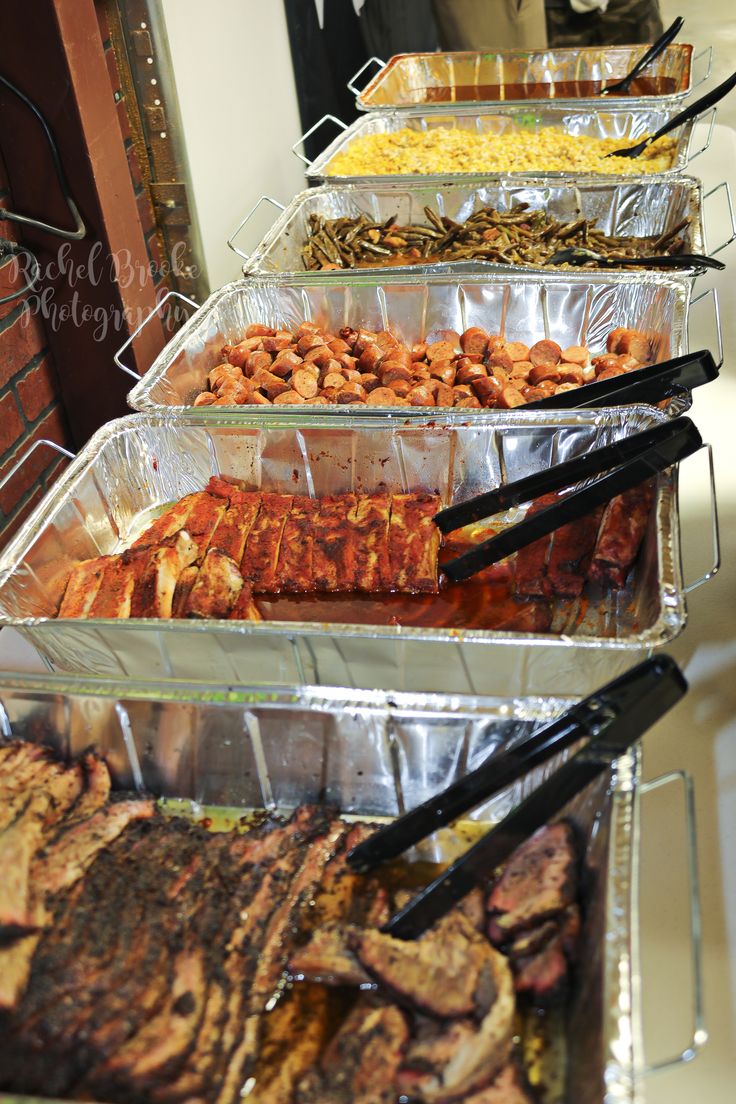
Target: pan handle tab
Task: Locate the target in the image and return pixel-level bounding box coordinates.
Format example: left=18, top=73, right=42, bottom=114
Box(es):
left=640, top=770, right=707, bottom=1072
left=291, top=115, right=348, bottom=166
left=702, top=180, right=736, bottom=257
left=227, top=196, right=286, bottom=263
left=0, top=438, right=75, bottom=496
left=689, top=286, right=723, bottom=367
left=687, top=105, right=717, bottom=163
left=683, top=443, right=720, bottom=593
left=113, top=290, right=198, bottom=381
left=347, top=56, right=386, bottom=98
left=690, top=46, right=713, bottom=91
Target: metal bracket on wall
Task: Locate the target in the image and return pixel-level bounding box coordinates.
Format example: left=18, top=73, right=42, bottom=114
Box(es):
left=105, top=0, right=208, bottom=302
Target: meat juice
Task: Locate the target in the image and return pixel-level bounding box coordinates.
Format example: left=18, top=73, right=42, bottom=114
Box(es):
left=157, top=803, right=568, bottom=1103
left=419, top=76, right=679, bottom=102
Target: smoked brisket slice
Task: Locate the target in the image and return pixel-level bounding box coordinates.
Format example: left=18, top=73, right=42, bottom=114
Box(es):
left=487, top=822, right=579, bottom=939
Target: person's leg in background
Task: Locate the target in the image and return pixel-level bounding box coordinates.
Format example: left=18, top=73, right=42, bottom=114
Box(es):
left=432, top=0, right=549, bottom=50
left=546, top=0, right=664, bottom=47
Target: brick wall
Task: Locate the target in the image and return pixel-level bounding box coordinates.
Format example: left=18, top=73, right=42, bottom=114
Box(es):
left=0, top=157, right=72, bottom=548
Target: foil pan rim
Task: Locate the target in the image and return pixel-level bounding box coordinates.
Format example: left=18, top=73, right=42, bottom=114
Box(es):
left=356, top=44, right=693, bottom=111
left=243, top=176, right=704, bottom=280
left=0, top=408, right=686, bottom=656
left=129, top=270, right=690, bottom=414
left=303, top=104, right=695, bottom=182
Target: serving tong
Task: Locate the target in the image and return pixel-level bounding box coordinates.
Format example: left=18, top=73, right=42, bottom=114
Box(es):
left=436, top=415, right=701, bottom=584
left=608, top=70, right=736, bottom=158
left=546, top=246, right=724, bottom=270
left=524, top=348, right=719, bottom=411
left=599, top=17, right=684, bottom=97
left=347, top=656, right=687, bottom=938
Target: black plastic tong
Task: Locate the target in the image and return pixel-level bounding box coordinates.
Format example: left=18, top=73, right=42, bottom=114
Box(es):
left=437, top=415, right=702, bottom=584
left=523, top=349, right=719, bottom=411
left=599, top=17, right=684, bottom=97
left=353, top=655, right=686, bottom=940
left=608, top=70, right=736, bottom=158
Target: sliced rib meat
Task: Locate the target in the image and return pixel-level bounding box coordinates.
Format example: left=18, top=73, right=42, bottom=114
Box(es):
left=396, top=940, right=515, bottom=1102
left=355, top=911, right=497, bottom=1020
left=297, top=1001, right=409, bottom=1104
left=487, top=822, right=578, bottom=939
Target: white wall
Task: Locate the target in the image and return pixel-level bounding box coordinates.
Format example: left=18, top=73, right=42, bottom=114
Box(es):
left=160, top=0, right=307, bottom=291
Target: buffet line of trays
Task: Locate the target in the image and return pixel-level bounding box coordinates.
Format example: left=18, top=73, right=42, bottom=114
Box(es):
left=0, top=27, right=724, bottom=1104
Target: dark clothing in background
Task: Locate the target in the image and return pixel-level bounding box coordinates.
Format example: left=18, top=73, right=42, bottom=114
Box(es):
left=545, top=0, right=664, bottom=47
left=360, top=0, right=439, bottom=58
left=283, top=0, right=366, bottom=164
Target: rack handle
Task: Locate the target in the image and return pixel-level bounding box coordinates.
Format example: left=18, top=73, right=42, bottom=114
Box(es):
left=226, top=195, right=285, bottom=262
left=640, top=770, right=707, bottom=1073
left=683, top=443, right=720, bottom=593
left=690, top=286, right=723, bottom=367
left=113, top=290, right=198, bottom=381
left=291, top=114, right=347, bottom=167
left=687, top=105, right=717, bottom=163
left=702, top=180, right=736, bottom=257
left=0, top=439, right=75, bottom=495
left=690, top=46, right=713, bottom=91
left=347, top=56, right=385, bottom=97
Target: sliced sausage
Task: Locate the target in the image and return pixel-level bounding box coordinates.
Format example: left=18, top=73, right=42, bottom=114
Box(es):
left=245, top=323, right=275, bottom=338
left=388, top=379, right=412, bottom=398
left=360, top=373, right=381, bottom=393
left=561, top=345, right=590, bottom=367
left=322, top=371, right=347, bottom=390
left=273, top=390, right=305, bottom=404
left=529, top=339, right=562, bottom=368
left=407, top=384, right=435, bottom=406
left=193, top=391, right=217, bottom=406
left=460, top=327, right=489, bottom=356
left=488, top=349, right=515, bottom=374
left=297, top=333, right=324, bottom=356
left=498, top=385, right=527, bottom=409
left=429, top=360, right=456, bottom=386
left=366, top=386, right=401, bottom=406
left=262, top=333, right=293, bottom=353
left=434, top=382, right=456, bottom=408
left=456, top=363, right=488, bottom=386
left=337, top=383, right=367, bottom=404
left=292, top=369, right=319, bottom=398
left=426, top=340, right=458, bottom=362
left=357, top=344, right=385, bottom=372
left=503, top=341, right=530, bottom=362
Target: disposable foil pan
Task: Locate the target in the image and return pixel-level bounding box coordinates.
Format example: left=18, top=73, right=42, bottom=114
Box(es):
left=0, top=674, right=703, bottom=1103
left=0, top=408, right=691, bottom=697
left=353, top=45, right=695, bottom=113
left=237, top=177, right=706, bottom=280
left=302, top=104, right=708, bottom=186
left=124, top=271, right=690, bottom=418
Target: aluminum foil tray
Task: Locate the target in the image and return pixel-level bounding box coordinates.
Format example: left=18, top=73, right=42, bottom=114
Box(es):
left=0, top=673, right=642, bottom=1104
left=0, top=408, right=686, bottom=697
left=354, top=45, right=694, bottom=113
left=240, top=177, right=705, bottom=280
left=126, top=271, right=689, bottom=418
left=304, top=104, right=701, bottom=186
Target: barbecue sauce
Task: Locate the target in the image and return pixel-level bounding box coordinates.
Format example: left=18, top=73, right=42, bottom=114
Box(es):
left=254, top=537, right=554, bottom=633
left=420, top=76, right=679, bottom=102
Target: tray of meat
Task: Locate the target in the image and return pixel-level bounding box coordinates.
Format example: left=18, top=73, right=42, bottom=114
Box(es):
left=349, top=44, right=704, bottom=113
left=120, top=271, right=715, bottom=419
left=0, top=408, right=718, bottom=696
left=0, top=666, right=704, bottom=1103
left=231, top=176, right=733, bottom=281
left=295, top=102, right=716, bottom=186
